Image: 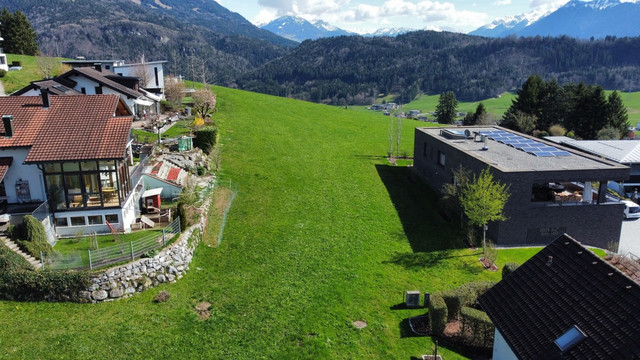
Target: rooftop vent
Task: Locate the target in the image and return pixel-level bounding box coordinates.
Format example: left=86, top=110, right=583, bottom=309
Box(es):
left=546, top=256, right=553, bottom=266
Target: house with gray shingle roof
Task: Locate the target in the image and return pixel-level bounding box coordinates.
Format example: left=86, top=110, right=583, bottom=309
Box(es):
left=478, top=233, right=640, bottom=360
left=0, top=91, right=144, bottom=238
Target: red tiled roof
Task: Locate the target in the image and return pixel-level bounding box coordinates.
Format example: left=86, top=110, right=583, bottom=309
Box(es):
left=0, top=95, right=132, bottom=163
left=167, top=168, right=181, bottom=181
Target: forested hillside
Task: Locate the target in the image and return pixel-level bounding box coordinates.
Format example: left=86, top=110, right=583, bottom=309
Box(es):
left=238, top=31, right=640, bottom=104
left=1, top=0, right=294, bottom=84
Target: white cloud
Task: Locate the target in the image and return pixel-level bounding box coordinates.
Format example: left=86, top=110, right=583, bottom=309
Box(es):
left=257, top=0, right=351, bottom=16
left=492, top=0, right=511, bottom=5
left=529, top=0, right=568, bottom=12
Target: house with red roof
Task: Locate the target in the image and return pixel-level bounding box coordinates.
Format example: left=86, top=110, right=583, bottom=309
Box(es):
left=0, top=90, right=143, bottom=238
left=12, top=65, right=160, bottom=117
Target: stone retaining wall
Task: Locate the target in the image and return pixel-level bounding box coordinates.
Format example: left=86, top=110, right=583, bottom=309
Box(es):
left=81, top=200, right=209, bottom=303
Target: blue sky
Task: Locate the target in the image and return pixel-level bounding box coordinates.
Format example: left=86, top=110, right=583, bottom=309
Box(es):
left=214, top=0, right=576, bottom=33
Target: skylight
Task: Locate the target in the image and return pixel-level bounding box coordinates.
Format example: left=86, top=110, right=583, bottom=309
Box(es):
left=555, top=325, right=587, bottom=352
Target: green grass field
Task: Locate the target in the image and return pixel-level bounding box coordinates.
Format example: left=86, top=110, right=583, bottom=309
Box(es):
left=1, top=54, right=70, bottom=94
left=0, top=86, right=543, bottom=359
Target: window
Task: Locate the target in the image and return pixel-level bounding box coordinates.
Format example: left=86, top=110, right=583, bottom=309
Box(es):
left=80, top=87, right=86, bottom=94
left=88, top=215, right=103, bottom=225
left=105, top=214, right=119, bottom=224
left=95, top=86, right=102, bottom=94
left=154, top=67, right=159, bottom=86
left=105, top=65, right=110, bottom=70
left=437, top=151, right=446, bottom=167
left=55, top=217, right=68, bottom=227
left=70, top=216, right=86, bottom=226
left=555, top=325, right=587, bottom=352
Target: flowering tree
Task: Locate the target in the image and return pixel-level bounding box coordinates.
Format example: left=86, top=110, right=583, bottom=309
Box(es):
left=192, top=87, right=217, bottom=120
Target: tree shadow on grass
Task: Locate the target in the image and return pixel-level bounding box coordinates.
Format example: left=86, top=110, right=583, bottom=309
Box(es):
left=385, top=250, right=479, bottom=271
left=376, top=164, right=464, bottom=253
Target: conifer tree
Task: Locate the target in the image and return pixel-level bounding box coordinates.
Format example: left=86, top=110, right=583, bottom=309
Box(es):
left=435, top=91, right=458, bottom=124
left=606, top=91, right=629, bottom=138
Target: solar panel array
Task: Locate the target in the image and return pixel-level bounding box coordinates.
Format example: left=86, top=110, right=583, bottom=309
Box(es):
left=479, top=130, right=571, bottom=157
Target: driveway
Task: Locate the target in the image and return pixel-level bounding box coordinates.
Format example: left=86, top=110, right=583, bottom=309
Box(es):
left=617, top=217, right=640, bottom=255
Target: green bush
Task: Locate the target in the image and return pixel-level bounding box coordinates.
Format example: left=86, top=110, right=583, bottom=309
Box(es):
left=428, top=291, right=448, bottom=335
left=0, top=69, right=6, bottom=78
left=502, top=262, right=520, bottom=278
left=14, top=215, right=54, bottom=259
left=442, top=281, right=496, bottom=320
left=0, top=243, right=32, bottom=271
left=460, top=306, right=494, bottom=350
left=197, top=166, right=207, bottom=176
left=193, top=126, right=218, bottom=155
left=0, top=269, right=91, bottom=302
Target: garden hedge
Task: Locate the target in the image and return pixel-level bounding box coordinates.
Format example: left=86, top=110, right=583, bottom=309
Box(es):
left=428, top=291, right=448, bottom=335
left=0, top=269, right=91, bottom=302
left=460, top=306, right=494, bottom=349
left=442, top=281, right=496, bottom=320
left=193, top=126, right=218, bottom=155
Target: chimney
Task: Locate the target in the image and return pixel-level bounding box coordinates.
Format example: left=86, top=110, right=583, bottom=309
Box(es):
left=94, top=63, right=102, bottom=72
left=2, top=115, right=13, bottom=138
left=41, top=88, right=50, bottom=109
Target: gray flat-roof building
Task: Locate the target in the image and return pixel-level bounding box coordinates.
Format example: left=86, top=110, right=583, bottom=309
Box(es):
left=413, top=126, right=630, bottom=249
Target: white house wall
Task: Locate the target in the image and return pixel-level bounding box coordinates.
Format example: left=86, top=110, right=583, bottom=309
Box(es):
left=0, top=148, right=46, bottom=203
left=67, top=74, right=136, bottom=112
left=492, top=329, right=519, bottom=360
left=54, top=208, right=129, bottom=237
left=115, top=63, right=165, bottom=92
left=0, top=54, right=7, bottom=72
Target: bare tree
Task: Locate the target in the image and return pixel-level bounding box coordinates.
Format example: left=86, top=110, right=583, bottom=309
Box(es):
left=35, top=53, right=58, bottom=79
left=133, top=53, right=153, bottom=88
left=192, top=87, right=217, bottom=120
left=164, top=75, right=185, bottom=109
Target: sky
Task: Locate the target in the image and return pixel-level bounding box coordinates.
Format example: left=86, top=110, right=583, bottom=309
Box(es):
left=216, top=0, right=638, bottom=34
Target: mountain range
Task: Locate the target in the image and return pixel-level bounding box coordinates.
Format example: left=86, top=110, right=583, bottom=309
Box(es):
left=470, top=0, right=640, bottom=39
left=261, top=16, right=414, bottom=42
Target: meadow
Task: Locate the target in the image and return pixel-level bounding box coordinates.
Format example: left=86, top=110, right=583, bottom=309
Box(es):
left=0, top=86, right=541, bottom=359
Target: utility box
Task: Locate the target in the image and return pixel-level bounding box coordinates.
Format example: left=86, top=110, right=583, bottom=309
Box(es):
left=178, top=136, right=193, bottom=152
left=405, top=290, right=421, bottom=308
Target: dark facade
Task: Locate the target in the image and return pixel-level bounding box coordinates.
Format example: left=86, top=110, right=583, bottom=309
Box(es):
left=413, top=126, right=630, bottom=249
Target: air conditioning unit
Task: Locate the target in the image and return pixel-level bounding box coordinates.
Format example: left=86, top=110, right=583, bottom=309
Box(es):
left=405, top=290, right=421, bottom=308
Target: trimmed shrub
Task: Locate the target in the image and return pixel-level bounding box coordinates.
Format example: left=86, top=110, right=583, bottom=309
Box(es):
left=460, top=306, right=494, bottom=350
left=428, top=291, right=448, bottom=335
left=193, top=126, right=218, bottom=155
left=197, top=166, right=206, bottom=176
left=442, top=281, right=496, bottom=320
left=0, top=269, right=91, bottom=302
left=502, top=262, right=520, bottom=278
left=14, top=215, right=54, bottom=259
left=0, top=69, right=6, bottom=78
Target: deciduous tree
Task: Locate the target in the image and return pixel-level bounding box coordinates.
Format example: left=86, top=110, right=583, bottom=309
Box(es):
left=460, top=168, right=510, bottom=261
left=192, top=87, right=217, bottom=120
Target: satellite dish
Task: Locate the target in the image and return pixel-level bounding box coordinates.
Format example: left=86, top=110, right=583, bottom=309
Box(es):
left=464, top=129, right=471, bottom=139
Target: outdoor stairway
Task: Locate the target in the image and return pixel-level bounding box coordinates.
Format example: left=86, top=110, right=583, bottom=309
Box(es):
left=1, top=236, right=41, bottom=270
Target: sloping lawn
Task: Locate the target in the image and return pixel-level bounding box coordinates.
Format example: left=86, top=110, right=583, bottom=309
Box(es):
left=0, top=86, right=539, bottom=359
